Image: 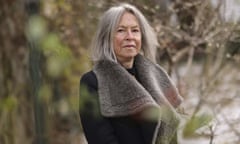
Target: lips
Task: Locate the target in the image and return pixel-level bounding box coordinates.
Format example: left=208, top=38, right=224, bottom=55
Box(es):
left=123, top=44, right=135, bottom=48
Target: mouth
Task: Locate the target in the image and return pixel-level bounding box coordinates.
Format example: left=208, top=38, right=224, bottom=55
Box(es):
left=123, top=45, right=136, bottom=48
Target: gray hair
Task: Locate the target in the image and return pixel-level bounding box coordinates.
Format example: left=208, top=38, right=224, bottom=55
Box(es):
left=91, top=3, right=159, bottom=63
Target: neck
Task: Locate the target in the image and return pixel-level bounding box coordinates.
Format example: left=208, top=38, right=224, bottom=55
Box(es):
left=117, top=58, right=134, bottom=69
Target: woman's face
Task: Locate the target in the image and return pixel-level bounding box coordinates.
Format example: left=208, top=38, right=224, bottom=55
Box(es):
left=113, top=12, right=141, bottom=63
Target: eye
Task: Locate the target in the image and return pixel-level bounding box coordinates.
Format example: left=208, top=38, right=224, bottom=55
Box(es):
left=117, top=28, right=125, bottom=33
left=132, top=28, right=140, bottom=33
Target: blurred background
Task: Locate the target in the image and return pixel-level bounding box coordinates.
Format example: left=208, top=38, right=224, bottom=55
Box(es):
left=0, top=0, right=239, bottom=144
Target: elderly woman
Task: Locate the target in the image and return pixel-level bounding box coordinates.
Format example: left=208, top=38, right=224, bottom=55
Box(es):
left=79, top=3, right=183, bottom=144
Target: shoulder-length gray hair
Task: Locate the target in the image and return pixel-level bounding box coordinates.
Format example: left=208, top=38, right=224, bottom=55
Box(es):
left=91, top=3, right=159, bottom=63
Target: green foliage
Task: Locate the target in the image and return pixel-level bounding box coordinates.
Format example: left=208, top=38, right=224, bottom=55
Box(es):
left=38, top=84, right=52, bottom=103
left=141, top=107, right=161, bottom=121
left=79, top=84, right=99, bottom=117
left=183, top=113, right=213, bottom=138
left=0, top=97, right=18, bottom=144
left=0, top=97, right=18, bottom=112
left=41, top=33, right=73, bottom=78
left=25, top=15, right=47, bottom=41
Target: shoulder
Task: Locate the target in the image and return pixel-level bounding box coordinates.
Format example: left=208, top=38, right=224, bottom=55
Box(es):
left=80, top=70, right=98, bottom=90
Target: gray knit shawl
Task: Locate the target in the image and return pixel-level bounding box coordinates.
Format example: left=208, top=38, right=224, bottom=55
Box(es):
left=93, top=54, right=183, bottom=144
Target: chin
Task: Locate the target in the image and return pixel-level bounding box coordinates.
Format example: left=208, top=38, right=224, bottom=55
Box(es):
left=124, top=53, right=138, bottom=58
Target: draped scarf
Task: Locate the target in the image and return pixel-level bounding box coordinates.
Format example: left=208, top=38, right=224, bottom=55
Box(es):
left=93, top=54, right=183, bottom=144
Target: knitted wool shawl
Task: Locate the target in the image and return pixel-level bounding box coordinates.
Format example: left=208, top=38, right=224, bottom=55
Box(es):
left=93, top=54, right=183, bottom=144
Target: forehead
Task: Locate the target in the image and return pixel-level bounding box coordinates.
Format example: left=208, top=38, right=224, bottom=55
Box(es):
left=117, top=12, right=140, bottom=27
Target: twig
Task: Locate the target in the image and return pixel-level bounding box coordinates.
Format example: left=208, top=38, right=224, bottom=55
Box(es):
left=222, top=114, right=240, bottom=142
left=183, top=46, right=194, bottom=78
left=209, top=125, right=215, bottom=144
left=172, top=46, right=190, bottom=63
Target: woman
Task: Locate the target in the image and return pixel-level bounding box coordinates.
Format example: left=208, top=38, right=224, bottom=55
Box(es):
left=79, top=3, right=183, bottom=144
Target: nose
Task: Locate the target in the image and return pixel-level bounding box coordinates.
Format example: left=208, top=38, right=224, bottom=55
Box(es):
left=125, top=30, right=134, bottom=40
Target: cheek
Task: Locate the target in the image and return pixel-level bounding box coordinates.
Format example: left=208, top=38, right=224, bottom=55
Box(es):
left=113, top=38, right=118, bottom=51
left=137, top=37, right=142, bottom=50
left=114, top=36, right=123, bottom=51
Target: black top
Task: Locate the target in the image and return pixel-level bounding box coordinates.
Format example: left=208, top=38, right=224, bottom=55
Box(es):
left=79, top=66, right=157, bottom=144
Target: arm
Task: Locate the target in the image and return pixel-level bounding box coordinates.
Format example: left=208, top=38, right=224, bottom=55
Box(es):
left=79, top=71, right=119, bottom=144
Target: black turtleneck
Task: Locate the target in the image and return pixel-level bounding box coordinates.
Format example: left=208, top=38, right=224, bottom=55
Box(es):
left=126, top=66, right=136, bottom=76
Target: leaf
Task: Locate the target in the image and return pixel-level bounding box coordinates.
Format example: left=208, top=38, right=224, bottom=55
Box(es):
left=26, top=16, right=47, bottom=41
left=0, top=96, right=18, bottom=112
left=183, top=113, right=213, bottom=138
